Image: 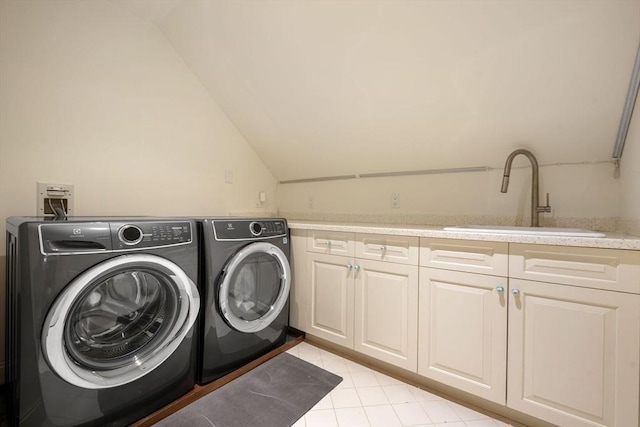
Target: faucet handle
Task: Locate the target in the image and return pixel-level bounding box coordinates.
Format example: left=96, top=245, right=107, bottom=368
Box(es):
left=537, top=193, right=552, bottom=213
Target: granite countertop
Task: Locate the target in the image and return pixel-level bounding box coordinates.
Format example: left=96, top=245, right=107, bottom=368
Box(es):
left=287, top=220, right=640, bottom=251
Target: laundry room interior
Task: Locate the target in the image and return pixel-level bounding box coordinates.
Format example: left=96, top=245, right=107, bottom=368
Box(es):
left=1, top=1, right=639, bottom=427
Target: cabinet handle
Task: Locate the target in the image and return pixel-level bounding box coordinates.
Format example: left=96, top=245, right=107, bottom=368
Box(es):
left=512, top=289, right=520, bottom=296
left=496, top=286, right=504, bottom=293
left=354, top=265, right=361, bottom=271
left=325, top=241, right=332, bottom=247
left=346, top=264, right=353, bottom=270
left=381, top=246, right=387, bottom=251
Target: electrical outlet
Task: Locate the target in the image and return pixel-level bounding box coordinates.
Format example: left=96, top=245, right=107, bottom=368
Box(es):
left=308, top=196, right=314, bottom=209
left=390, top=193, right=400, bottom=209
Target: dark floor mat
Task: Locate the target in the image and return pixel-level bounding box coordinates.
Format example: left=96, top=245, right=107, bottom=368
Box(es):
left=154, top=352, right=342, bottom=427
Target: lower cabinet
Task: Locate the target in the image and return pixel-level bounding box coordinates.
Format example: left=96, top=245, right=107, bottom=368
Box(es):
left=507, top=278, right=640, bottom=427
left=355, top=259, right=418, bottom=371
left=307, top=252, right=419, bottom=371
left=295, top=230, right=640, bottom=427
left=307, top=252, right=354, bottom=348
left=418, top=267, right=507, bottom=404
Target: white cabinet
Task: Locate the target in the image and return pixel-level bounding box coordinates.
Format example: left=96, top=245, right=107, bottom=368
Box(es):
left=506, top=245, right=640, bottom=427
left=305, top=231, right=419, bottom=371
left=292, top=227, right=640, bottom=427
left=507, top=278, right=640, bottom=427
left=354, top=259, right=418, bottom=370
left=418, top=239, right=509, bottom=404
left=307, top=252, right=355, bottom=348
left=418, top=239, right=640, bottom=426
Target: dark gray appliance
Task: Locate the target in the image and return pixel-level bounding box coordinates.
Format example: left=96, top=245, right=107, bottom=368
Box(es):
left=198, top=218, right=291, bottom=384
left=5, top=217, right=200, bottom=426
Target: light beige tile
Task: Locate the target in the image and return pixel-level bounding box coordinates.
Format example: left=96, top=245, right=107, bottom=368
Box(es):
left=447, top=401, right=488, bottom=421
left=295, top=343, right=512, bottom=427
left=335, top=407, right=370, bottom=427
left=350, top=371, right=380, bottom=388
left=331, top=388, right=363, bottom=409
left=291, top=415, right=306, bottom=427
left=356, top=386, right=390, bottom=406
left=392, top=402, right=431, bottom=426
left=373, top=372, right=403, bottom=386
left=298, top=345, right=324, bottom=362
left=323, top=358, right=351, bottom=374
left=334, top=372, right=355, bottom=389
left=381, top=384, right=417, bottom=404
left=305, top=409, right=339, bottom=427
left=465, top=419, right=501, bottom=427
left=311, top=394, right=334, bottom=411
left=363, top=405, right=402, bottom=427
left=346, top=360, right=373, bottom=373
left=407, top=385, right=442, bottom=402
left=419, top=400, right=461, bottom=423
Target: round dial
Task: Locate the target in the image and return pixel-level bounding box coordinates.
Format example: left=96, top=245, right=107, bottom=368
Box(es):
left=249, top=222, right=263, bottom=236
left=118, top=225, right=143, bottom=245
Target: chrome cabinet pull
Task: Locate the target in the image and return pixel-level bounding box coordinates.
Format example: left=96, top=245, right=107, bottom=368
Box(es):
left=346, top=264, right=353, bottom=270
left=354, top=264, right=360, bottom=271
left=512, top=289, right=520, bottom=296
left=496, top=286, right=504, bottom=293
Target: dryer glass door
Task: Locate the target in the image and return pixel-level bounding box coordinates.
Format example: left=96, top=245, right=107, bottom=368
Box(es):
left=42, top=254, right=199, bottom=389
left=219, top=242, right=291, bottom=333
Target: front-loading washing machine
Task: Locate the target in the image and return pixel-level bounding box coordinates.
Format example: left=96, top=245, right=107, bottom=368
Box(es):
left=197, top=217, right=291, bottom=384
left=5, top=217, right=200, bottom=426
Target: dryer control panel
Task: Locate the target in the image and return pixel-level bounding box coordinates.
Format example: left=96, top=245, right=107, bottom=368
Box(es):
left=213, top=219, right=287, bottom=241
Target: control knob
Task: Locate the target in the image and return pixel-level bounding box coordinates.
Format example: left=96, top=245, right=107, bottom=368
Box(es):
left=250, top=222, right=263, bottom=236
left=118, top=225, right=143, bottom=245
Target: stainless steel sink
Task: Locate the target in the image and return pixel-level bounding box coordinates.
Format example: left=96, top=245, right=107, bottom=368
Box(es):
left=443, top=225, right=606, bottom=238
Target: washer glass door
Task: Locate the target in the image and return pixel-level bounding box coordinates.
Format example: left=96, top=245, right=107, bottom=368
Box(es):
left=42, top=254, right=199, bottom=389
left=219, top=242, right=290, bottom=333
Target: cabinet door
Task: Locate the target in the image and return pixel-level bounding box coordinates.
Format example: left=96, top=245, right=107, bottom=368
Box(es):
left=354, top=260, right=419, bottom=371
left=507, top=279, right=640, bottom=427
left=307, top=252, right=354, bottom=348
left=418, top=267, right=507, bottom=404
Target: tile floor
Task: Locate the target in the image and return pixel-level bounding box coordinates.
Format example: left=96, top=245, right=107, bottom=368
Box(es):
left=286, top=342, right=513, bottom=427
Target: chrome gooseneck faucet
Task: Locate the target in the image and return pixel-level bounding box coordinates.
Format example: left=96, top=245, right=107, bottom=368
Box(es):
left=501, top=149, right=551, bottom=227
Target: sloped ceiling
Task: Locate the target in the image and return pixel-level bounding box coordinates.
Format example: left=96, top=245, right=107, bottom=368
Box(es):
left=117, top=0, right=640, bottom=182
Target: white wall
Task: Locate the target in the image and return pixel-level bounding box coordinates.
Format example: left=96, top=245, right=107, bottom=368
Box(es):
left=278, top=160, right=619, bottom=231
left=159, top=0, right=640, bottom=183
left=619, top=96, right=640, bottom=236
left=0, top=0, right=278, bottom=381
left=0, top=0, right=278, bottom=246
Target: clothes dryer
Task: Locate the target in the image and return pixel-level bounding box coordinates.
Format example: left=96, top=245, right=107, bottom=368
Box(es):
left=5, top=217, right=200, bottom=426
left=197, top=218, right=290, bottom=384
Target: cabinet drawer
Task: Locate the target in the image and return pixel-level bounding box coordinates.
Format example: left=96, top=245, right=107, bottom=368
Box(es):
left=356, top=234, right=419, bottom=265
left=420, top=238, right=508, bottom=277
left=307, top=231, right=355, bottom=256
left=510, top=244, right=640, bottom=294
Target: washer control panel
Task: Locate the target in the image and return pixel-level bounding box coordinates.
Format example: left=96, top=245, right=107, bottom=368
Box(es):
left=114, top=222, right=192, bottom=249
left=39, top=221, right=192, bottom=254
left=213, top=219, right=287, bottom=241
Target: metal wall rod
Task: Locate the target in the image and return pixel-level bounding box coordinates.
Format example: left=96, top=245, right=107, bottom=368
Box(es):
left=612, top=44, right=640, bottom=159
left=279, top=175, right=358, bottom=184
left=359, top=166, right=489, bottom=179
left=279, top=166, right=489, bottom=184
